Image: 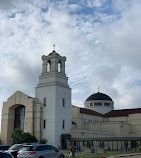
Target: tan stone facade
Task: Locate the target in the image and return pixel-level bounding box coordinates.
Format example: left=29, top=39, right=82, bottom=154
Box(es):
left=71, top=106, right=141, bottom=139
left=1, top=92, right=141, bottom=146
left=0, top=91, right=42, bottom=145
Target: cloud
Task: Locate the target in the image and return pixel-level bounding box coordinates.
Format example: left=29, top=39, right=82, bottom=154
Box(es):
left=0, top=0, right=141, bottom=127
left=0, top=0, right=18, bottom=9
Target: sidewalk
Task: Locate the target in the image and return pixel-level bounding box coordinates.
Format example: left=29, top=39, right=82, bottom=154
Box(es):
left=65, top=151, right=141, bottom=158
left=65, top=152, right=106, bottom=158
left=66, top=153, right=141, bottom=158
left=108, top=153, right=141, bottom=158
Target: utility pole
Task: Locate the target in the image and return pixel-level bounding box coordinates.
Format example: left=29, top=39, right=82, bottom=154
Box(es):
left=95, top=141, right=97, bottom=158
left=67, top=139, right=69, bottom=158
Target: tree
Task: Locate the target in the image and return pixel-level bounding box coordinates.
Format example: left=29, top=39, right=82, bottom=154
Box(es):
left=39, top=139, right=47, bottom=144
left=20, top=132, right=37, bottom=143
left=100, top=141, right=105, bottom=149
left=11, top=128, right=37, bottom=144
left=124, top=141, right=128, bottom=152
left=11, top=128, right=23, bottom=144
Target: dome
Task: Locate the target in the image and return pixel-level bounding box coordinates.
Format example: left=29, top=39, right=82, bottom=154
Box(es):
left=86, top=92, right=113, bottom=102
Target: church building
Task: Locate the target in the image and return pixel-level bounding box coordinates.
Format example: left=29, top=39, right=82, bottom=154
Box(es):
left=1, top=49, right=141, bottom=149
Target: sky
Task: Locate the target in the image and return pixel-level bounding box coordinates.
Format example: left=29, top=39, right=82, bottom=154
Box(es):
left=0, top=0, right=141, bottom=119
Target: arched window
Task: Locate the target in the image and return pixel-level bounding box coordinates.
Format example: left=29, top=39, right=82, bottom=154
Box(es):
left=58, top=60, right=61, bottom=72
left=47, top=60, right=51, bottom=72
left=14, top=105, right=25, bottom=131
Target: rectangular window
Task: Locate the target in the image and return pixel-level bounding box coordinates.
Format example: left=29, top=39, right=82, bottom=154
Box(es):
left=104, top=103, right=110, bottom=106
left=94, top=102, right=102, bottom=106
left=43, top=120, right=46, bottom=128
left=62, top=120, right=65, bottom=129
left=44, top=98, right=46, bottom=106
left=83, top=141, right=85, bottom=146
left=62, top=98, right=65, bottom=107
left=90, top=103, right=93, bottom=106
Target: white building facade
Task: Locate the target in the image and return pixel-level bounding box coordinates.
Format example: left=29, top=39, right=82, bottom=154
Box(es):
left=35, top=50, right=72, bottom=147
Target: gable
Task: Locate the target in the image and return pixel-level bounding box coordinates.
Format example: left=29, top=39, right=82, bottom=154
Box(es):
left=7, top=91, right=33, bottom=102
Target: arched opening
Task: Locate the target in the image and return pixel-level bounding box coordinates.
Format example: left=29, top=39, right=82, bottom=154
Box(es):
left=58, top=60, right=61, bottom=72
left=47, top=60, right=51, bottom=72
left=14, top=105, right=25, bottom=131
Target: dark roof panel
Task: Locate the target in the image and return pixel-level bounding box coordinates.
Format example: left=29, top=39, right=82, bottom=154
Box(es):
left=80, top=107, right=104, bottom=117
left=104, top=108, right=141, bottom=117
left=86, top=92, right=113, bottom=102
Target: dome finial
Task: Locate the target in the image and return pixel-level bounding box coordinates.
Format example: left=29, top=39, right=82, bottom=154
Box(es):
left=53, top=44, right=55, bottom=51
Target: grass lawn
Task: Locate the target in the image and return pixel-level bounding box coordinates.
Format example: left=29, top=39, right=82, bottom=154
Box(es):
left=75, top=152, right=134, bottom=157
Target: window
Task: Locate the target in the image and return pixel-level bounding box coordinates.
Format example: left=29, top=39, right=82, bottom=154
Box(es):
left=83, top=141, right=85, bottom=146
left=43, top=120, right=46, bottom=129
left=44, top=98, right=46, bottom=106
left=94, top=102, right=102, bottom=106
left=20, top=146, right=34, bottom=151
left=47, top=60, right=51, bottom=72
left=90, top=103, right=93, bottom=106
left=14, top=105, right=25, bottom=131
left=35, top=146, right=44, bottom=151
left=0, top=152, right=14, bottom=158
left=62, top=120, right=65, bottom=129
left=9, top=144, right=23, bottom=150
left=104, top=103, right=110, bottom=106
left=58, top=60, right=61, bottom=72
left=62, top=98, right=65, bottom=107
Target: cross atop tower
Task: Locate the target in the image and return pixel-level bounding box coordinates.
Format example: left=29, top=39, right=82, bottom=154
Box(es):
left=98, top=86, right=100, bottom=92
left=53, top=44, right=55, bottom=51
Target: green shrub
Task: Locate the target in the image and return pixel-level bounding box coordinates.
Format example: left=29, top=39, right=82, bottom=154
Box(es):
left=11, top=128, right=37, bottom=144
left=39, top=139, right=47, bottom=144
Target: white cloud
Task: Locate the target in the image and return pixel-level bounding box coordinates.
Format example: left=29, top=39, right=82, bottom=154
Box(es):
left=0, top=0, right=18, bottom=9
left=0, top=0, right=141, bottom=128
left=87, top=0, right=104, bottom=8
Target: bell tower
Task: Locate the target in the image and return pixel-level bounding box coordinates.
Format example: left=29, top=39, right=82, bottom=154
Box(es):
left=35, top=48, right=72, bottom=147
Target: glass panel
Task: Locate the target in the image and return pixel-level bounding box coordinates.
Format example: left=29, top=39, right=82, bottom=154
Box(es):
left=44, top=98, right=46, bottom=106
left=20, top=146, right=34, bottom=151
left=14, top=105, right=25, bottom=131
left=94, top=103, right=102, bottom=106
left=104, top=103, right=110, bottom=106
left=44, top=120, right=46, bottom=128
left=62, top=98, right=65, bottom=107
left=0, top=153, right=12, bottom=158
left=49, top=145, right=57, bottom=151
left=35, top=146, right=44, bottom=151
left=44, top=145, right=51, bottom=150
left=9, top=144, right=23, bottom=150
left=63, top=120, right=65, bottom=129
